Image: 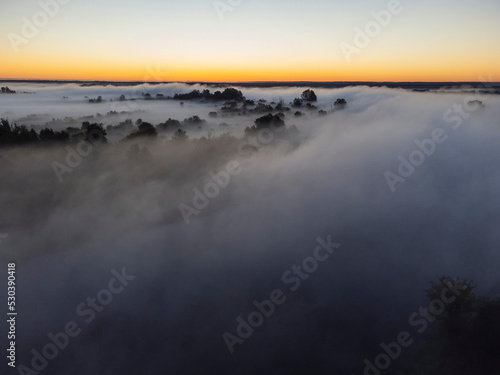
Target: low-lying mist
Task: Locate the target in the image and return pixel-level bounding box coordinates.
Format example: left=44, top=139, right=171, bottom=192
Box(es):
left=1, top=83, right=500, bottom=374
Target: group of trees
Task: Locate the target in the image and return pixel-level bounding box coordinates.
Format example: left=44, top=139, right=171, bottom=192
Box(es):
left=0, top=119, right=107, bottom=147
left=2, top=89, right=334, bottom=147
left=0, top=119, right=39, bottom=146
left=126, top=122, right=157, bottom=140
left=0, top=117, right=197, bottom=147
left=105, top=115, right=208, bottom=138
left=173, top=87, right=244, bottom=101
left=404, top=276, right=500, bottom=374
left=334, top=98, right=347, bottom=109
left=88, top=96, right=103, bottom=103
left=244, top=113, right=285, bottom=135
left=1, top=86, right=16, bottom=94
left=156, top=118, right=181, bottom=130
left=291, top=89, right=318, bottom=108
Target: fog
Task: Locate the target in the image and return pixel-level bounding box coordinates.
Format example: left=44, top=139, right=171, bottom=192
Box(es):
left=1, top=82, right=500, bottom=374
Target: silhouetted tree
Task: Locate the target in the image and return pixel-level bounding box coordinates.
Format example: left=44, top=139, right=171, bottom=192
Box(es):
left=172, top=129, right=188, bottom=141
left=334, top=98, right=347, bottom=109
left=82, top=121, right=107, bottom=144
left=89, top=96, right=103, bottom=103
left=245, top=113, right=285, bottom=135
left=1, top=86, right=16, bottom=94
left=404, top=276, right=500, bottom=375
left=39, top=128, right=70, bottom=143
left=0, top=119, right=39, bottom=146
left=182, top=116, right=206, bottom=125
left=174, top=87, right=244, bottom=101
left=174, top=90, right=202, bottom=100
left=301, top=89, right=317, bottom=102
left=251, top=102, right=274, bottom=113
left=157, top=118, right=181, bottom=130
left=126, top=122, right=157, bottom=139
left=275, top=100, right=290, bottom=112
left=202, top=89, right=211, bottom=99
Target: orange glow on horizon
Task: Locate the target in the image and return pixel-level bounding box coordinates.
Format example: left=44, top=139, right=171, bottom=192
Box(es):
left=0, top=57, right=498, bottom=83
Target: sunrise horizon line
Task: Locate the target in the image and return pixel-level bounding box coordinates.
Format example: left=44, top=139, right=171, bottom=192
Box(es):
left=1, top=78, right=498, bottom=84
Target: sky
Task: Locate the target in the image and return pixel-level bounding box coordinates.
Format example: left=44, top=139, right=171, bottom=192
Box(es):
left=0, top=0, right=499, bottom=81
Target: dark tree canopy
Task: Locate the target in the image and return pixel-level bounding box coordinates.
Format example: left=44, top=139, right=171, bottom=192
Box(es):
left=173, top=87, right=244, bottom=102
left=39, top=128, right=70, bottom=143
left=157, top=118, right=181, bottom=130
left=292, top=98, right=303, bottom=107
left=182, top=116, right=206, bottom=125
left=1, top=86, right=16, bottom=94
left=0, top=119, right=38, bottom=146
left=88, top=96, right=103, bottom=103
left=126, top=122, right=157, bottom=139
left=245, top=113, right=285, bottom=135
left=251, top=102, right=274, bottom=113
left=334, top=98, right=347, bottom=108
left=172, top=128, right=188, bottom=141
left=82, top=121, right=107, bottom=143
left=403, top=276, right=500, bottom=375
left=254, top=113, right=285, bottom=129
left=174, top=90, right=203, bottom=100
left=301, top=89, right=317, bottom=102
left=212, top=88, right=244, bottom=102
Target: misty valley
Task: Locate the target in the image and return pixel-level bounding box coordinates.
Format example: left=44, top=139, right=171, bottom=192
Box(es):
left=1, top=81, right=500, bottom=374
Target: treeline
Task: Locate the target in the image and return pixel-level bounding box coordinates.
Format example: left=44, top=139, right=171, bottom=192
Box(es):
left=1, top=86, right=16, bottom=94
left=173, top=87, right=244, bottom=101
left=0, top=119, right=107, bottom=147
left=0, top=111, right=294, bottom=147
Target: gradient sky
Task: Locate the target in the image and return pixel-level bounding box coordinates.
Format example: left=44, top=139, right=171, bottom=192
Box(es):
left=0, top=0, right=499, bottom=81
